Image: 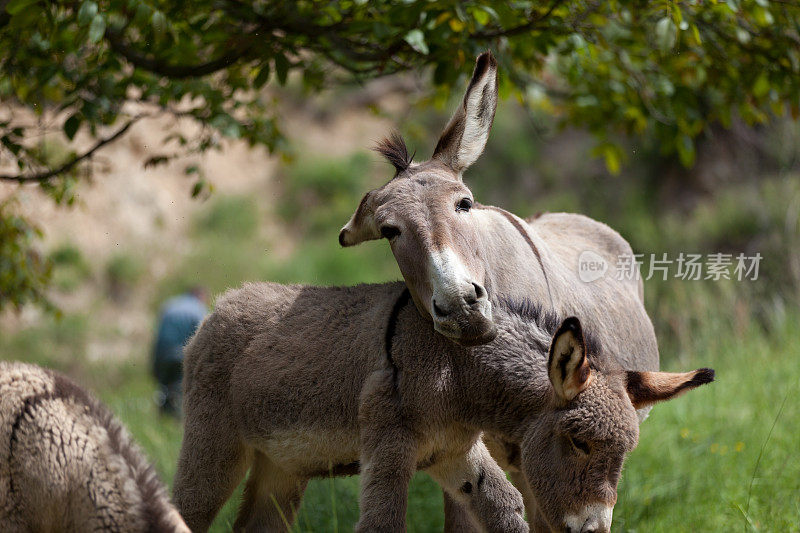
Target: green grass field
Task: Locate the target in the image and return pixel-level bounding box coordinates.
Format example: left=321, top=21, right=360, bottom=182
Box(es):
left=2, top=180, right=799, bottom=531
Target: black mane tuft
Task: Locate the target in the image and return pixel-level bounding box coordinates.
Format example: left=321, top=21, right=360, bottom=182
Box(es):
left=374, top=131, right=413, bottom=173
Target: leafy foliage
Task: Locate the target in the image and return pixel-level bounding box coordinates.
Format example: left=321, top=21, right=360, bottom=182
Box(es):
left=1, top=0, right=799, bottom=307
left=0, top=0, right=797, bottom=181
left=0, top=200, right=52, bottom=311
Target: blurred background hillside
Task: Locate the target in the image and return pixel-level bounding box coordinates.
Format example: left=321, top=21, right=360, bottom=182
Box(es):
left=2, top=1, right=800, bottom=531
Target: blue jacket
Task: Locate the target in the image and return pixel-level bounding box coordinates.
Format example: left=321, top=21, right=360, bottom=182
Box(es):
left=152, top=294, right=207, bottom=386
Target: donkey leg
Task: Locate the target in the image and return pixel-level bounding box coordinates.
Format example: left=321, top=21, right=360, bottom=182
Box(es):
left=173, top=399, right=250, bottom=532
left=356, top=369, right=418, bottom=533
left=443, top=492, right=481, bottom=533
left=427, top=440, right=527, bottom=533
left=233, top=451, right=308, bottom=532
left=509, top=469, right=538, bottom=523
left=356, top=427, right=417, bottom=533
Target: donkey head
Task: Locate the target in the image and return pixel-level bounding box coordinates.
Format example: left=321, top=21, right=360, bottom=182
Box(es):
left=522, top=317, right=715, bottom=532
left=339, top=52, right=499, bottom=345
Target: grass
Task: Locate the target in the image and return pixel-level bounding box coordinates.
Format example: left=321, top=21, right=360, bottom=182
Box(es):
left=613, top=309, right=800, bottom=532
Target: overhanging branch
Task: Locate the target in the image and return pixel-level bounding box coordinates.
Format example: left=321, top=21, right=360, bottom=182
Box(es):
left=105, top=28, right=252, bottom=79
left=0, top=116, right=144, bottom=183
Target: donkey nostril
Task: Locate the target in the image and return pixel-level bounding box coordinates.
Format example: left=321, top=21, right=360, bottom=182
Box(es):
left=464, top=282, right=486, bottom=305
left=433, top=299, right=449, bottom=317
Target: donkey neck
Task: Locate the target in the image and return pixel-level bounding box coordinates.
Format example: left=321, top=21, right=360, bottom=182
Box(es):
left=472, top=206, right=557, bottom=307
left=460, top=315, right=555, bottom=441
left=388, top=297, right=556, bottom=444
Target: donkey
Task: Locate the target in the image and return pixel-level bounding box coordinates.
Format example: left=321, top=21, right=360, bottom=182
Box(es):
left=338, top=51, right=657, bottom=378
left=172, top=282, right=713, bottom=532
left=0, top=361, right=189, bottom=533
left=339, top=52, right=662, bottom=527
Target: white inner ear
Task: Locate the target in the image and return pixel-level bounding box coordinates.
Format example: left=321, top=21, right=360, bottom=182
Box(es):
left=457, top=69, right=497, bottom=170
left=551, top=333, right=586, bottom=400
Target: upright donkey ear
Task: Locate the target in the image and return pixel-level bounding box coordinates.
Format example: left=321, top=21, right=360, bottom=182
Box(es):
left=432, top=51, right=499, bottom=174
left=625, top=368, right=715, bottom=409
left=548, top=317, right=592, bottom=402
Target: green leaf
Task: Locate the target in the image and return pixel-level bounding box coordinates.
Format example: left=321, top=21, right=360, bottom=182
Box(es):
left=274, top=54, right=289, bottom=85
left=77, top=1, right=98, bottom=26
left=404, top=29, right=429, bottom=55
left=254, top=64, right=270, bottom=88
left=472, top=9, right=490, bottom=26
left=676, top=134, right=696, bottom=168
left=191, top=181, right=205, bottom=198
left=5, top=0, right=38, bottom=15
left=63, top=115, right=81, bottom=140
left=88, top=14, right=106, bottom=43
left=752, top=72, right=770, bottom=98
left=655, top=17, right=677, bottom=53
left=602, top=145, right=621, bottom=175
left=151, top=11, right=167, bottom=38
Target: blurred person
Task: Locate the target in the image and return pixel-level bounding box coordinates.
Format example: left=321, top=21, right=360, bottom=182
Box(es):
left=151, top=286, right=208, bottom=417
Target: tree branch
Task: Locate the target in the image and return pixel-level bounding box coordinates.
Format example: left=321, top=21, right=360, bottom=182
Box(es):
left=104, top=28, right=252, bottom=79
left=0, top=116, right=144, bottom=183
left=473, top=0, right=567, bottom=39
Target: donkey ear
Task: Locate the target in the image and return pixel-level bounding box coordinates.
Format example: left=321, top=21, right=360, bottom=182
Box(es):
left=433, top=51, right=498, bottom=174
left=339, top=193, right=380, bottom=247
left=626, top=368, right=715, bottom=409
left=548, top=317, right=592, bottom=402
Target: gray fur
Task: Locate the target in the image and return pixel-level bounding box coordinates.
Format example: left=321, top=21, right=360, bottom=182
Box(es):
left=0, top=361, right=189, bottom=533
left=173, top=283, right=712, bottom=532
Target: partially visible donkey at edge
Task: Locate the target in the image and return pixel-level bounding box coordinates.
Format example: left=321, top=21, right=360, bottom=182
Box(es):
left=338, top=51, right=662, bottom=528
left=0, top=361, right=189, bottom=533
left=172, top=282, right=713, bottom=532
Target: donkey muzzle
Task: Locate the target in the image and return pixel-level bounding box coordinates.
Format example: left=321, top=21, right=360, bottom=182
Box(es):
left=563, top=503, right=613, bottom=533
left=431, top=284, right=496, bottom=346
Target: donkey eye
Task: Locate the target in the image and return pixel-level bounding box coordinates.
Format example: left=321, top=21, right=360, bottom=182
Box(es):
left=456, top=198, right=473, bottom=212
left=380, top=225, right=401, bottom=240
left=569, top=436, right=591, bottom=455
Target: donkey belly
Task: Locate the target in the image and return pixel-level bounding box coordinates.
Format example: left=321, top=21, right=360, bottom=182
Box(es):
left=229, top=342, right=375, bottom=477
left=253, top=427, right=362, bottom=476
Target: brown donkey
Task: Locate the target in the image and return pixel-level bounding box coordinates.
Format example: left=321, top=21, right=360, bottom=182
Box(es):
left=172, top=282, right=713, bottom=532
left=340, top=51, right=660, bottom=528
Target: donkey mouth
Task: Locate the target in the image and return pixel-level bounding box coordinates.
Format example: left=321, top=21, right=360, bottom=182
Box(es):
left=451, top=325, right=498, bottom=346
left=433, top=310, right=498, bottom=346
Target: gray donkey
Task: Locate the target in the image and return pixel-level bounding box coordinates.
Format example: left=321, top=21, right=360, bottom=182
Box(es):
left=173, top=282, right=713, bottom=532
left=0, top=361, right=189, bottom=532
left=338, top=52, right=660, bottom=527
left=338, top=51, right=657, bottom=377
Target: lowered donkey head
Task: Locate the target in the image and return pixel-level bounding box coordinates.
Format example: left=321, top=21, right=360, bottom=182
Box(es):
left=340, top=52, right=499, bottom=345
left=522, top=317, right=714, bottom=532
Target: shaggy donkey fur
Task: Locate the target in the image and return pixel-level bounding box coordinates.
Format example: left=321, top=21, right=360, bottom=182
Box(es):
left=173, top=282, right=713, bottom=532
left=0, top=361, right=189, bottom=533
